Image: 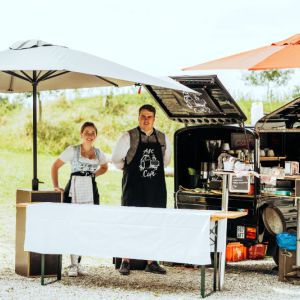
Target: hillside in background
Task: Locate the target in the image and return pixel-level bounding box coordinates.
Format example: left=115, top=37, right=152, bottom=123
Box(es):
left=0, top=92, right=291, bottom=156
left=0, top=92, right=183, bottom=155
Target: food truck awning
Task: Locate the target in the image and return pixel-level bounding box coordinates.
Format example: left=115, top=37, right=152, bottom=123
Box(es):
left=146, top=75, right=247, bottom=125
left=255, top=97, right=300, bottom=132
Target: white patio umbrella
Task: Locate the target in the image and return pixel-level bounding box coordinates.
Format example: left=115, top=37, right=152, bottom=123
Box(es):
left=0, top=40, right=194, bottom=190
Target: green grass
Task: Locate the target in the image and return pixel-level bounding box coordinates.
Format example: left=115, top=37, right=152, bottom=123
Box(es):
left=0, top=149, right=174, bottom=209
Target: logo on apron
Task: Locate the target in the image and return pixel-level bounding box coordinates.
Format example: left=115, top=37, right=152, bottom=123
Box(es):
left=139, top=148, right=160, bottom=178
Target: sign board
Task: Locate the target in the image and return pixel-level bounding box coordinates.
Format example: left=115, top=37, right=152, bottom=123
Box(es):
left=231, top=133, right=255, bottom=149
left=229, top=174, right=250, bottom=193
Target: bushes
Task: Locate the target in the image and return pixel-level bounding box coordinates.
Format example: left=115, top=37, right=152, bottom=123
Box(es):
left=24, top=120, right=79, bottom=155
left=0, top=97, right=22, bottom=115
left=3, top=92, right=291, bottom=156
left=18, top=92, right=156, bottom=155
left=0, top=97, right=22, bottom=125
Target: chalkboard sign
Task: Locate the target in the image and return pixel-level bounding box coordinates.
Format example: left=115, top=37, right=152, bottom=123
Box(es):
left=231, top=133, right=255, bottom=149
left=229, top=174, right=250, bottom=193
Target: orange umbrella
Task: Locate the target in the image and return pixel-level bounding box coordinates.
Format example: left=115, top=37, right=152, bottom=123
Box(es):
left=182, top=34, right=300, bottom=71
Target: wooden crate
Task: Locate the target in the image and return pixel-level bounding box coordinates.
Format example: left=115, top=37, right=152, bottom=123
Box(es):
left=15, top=189, right=62, bottom=277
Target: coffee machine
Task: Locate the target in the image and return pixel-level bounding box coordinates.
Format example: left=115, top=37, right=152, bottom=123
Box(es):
left=205, top=140, right=222, bottom=179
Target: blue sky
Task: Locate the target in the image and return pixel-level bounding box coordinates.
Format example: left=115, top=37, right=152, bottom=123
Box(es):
left=1, top=0, right=300, bottom=99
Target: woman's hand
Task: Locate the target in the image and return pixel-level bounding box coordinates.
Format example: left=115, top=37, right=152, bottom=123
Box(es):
left=51, top=159, right=65, bottom=191
left=95, top=163, right=109, bottom=177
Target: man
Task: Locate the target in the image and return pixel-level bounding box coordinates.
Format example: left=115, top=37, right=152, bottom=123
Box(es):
left=112, top=104, right=171, bottom=275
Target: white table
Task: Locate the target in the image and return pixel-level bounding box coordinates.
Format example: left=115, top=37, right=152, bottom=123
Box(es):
left=24, top=203, right=246, bottom=297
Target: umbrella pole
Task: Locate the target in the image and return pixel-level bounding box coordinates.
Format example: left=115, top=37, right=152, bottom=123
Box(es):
left=32, top=71, right=39, bottom=191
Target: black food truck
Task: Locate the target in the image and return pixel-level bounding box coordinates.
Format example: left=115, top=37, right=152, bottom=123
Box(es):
left=146, top=75, right=299, bottom=263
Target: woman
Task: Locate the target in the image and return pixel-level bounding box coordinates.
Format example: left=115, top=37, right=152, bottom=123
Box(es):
left=51, top=121, right=108, bottom=277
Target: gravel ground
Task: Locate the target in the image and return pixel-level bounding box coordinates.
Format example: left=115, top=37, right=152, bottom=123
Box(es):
left=1, top=206, right=300, bottom=299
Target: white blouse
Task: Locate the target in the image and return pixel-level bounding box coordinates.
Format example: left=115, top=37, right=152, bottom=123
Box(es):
left=60, top=145, right=108, bottom=166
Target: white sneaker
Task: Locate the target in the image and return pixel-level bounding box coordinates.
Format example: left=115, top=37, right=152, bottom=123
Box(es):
left=68, top=265, right=78, bottom=277
left=77, top=264, right=88, bottom=276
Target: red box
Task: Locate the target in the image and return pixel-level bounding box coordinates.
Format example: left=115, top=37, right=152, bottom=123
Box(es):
left=226, top=242, right=247, bottom=262
left=247, top=244, right=267, bottom=260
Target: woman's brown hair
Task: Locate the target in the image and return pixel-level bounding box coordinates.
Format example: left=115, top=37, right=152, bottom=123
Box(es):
left=80, top=122, right=98, bottom=135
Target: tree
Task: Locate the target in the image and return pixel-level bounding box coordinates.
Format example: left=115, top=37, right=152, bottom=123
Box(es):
left=243, top=70, right=294, bottom=102
left=291, top=85, right=300, bottom=99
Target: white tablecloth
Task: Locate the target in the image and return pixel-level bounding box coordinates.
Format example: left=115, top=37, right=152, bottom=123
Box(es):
left=24, top=203, right=225, bottom=265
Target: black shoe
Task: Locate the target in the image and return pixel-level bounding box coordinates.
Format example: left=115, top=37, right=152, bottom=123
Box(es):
left=145, top=262, right=166, bottom=274
left=119, top=261, right=130, bottom=275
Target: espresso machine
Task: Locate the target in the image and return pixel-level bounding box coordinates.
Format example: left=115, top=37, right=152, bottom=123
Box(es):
left=198, top=140, right=222, bottom=189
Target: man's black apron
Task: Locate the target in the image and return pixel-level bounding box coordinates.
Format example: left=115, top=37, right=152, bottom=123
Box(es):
left=114, top=129, right=167, bottom=269
left=122, top=129, right=167, bottom=208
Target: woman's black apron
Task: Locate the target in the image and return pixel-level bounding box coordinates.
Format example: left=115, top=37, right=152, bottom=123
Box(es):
left=63, top=171, right=100, bottom=205
left=122, top=129, right=167, bottom=208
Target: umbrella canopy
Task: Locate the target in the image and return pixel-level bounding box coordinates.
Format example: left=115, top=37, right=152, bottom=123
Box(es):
left=182, top=34, right=300, bottom=71
left=0, top=40, right=195, bottom=190
left=1, top=40, right=194, bottom=92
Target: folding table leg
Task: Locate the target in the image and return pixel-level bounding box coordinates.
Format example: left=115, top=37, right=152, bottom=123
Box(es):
left=200, top=265, right=205, bottom=298
left=57, top=255, right=62, bottom=281
left=41, top=254, right=62, bottom=285
left=41, top=254, right=45, bottom=286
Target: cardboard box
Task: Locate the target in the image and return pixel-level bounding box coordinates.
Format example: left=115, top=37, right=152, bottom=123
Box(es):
left=285, top=161, right=299, bottom=175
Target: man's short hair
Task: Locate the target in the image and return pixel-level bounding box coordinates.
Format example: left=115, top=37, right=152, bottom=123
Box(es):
left=139, top=104, right=156, bottom=116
